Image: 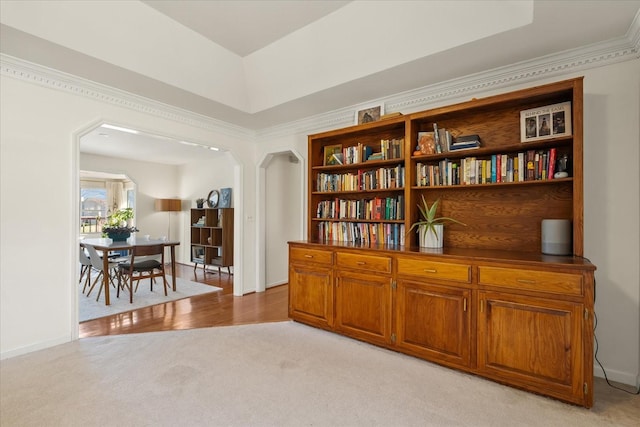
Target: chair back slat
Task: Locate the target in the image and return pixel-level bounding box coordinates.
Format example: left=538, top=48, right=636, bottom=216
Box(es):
left=79, top=246, right=91, bottom=265
left=118, top=244, right=168, bottom=302
left=85, top=245, right=106, bottom=270
left=132, top=244, right=164, bottom=257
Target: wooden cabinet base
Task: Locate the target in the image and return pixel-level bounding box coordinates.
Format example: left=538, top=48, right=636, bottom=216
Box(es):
left=288, top=242, right=595, bottom=408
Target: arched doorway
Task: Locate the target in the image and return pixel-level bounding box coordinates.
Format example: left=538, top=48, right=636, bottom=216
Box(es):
left=257, top=150, right=304, bottom=292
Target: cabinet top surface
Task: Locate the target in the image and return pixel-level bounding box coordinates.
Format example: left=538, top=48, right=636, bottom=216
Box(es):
left=288, top=241, right=595, bottom=270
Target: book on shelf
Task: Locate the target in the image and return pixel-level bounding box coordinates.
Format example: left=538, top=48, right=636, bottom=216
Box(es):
left=454, top=134, right=481, bottom=144
left=526, top=150, right=535, bottom=181
left=501, top=154, right=508, bottom=182
left=450, top=135, right=481, bottom=151
left=449, top=143, right=480, bottom=151
left=429, top=125, right=454, bottom=153
left=438, top=128, right=450, bottom=152
left=517, top=153, right=525, bottom=182
left=433, top=123, right=442, bottom=153
left=548, top=148, right=557, bottom=178
left=363, top=145, right=374, bottom=161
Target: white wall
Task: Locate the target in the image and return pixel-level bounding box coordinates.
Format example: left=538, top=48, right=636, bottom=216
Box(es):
left=582, top=60, right=640, bottom=386
left=1, top=55, right=638, bottom=389
left=0, top=75, right=255, bottom=358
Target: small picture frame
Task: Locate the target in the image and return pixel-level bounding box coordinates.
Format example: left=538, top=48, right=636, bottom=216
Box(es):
left=355, top=104, right=384, bottom=125
left=520, top=101, right=571, bottom=142
left=323, top=144, right=343, bottom=166
left=219, top=187, right=232, bottom=208
left=192, top=246, right=205, bottom=262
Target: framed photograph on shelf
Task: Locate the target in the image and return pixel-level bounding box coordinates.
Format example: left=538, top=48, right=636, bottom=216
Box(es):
left=520, top=101, right=571, bottom=142
left=323, top=144, right=343, bottom=166
left=355, top=104, right=384, bottom=125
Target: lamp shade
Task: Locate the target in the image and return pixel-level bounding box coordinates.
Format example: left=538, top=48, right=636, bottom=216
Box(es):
left=155, top=199, right=181, bottom=212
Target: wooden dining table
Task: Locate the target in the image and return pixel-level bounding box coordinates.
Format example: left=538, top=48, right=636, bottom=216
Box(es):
left=80, top=237, right=180, bottom=305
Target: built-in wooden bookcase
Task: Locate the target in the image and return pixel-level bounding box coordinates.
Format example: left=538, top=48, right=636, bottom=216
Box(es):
left=407, top=78, right=583, bottom=255
left=293, top=78, right=596, bottom=407
left=190, top=208, right=234, bottom=274
left=307, top=79, right=584, bottom=256
left=308, top=116, right=408, bottom=246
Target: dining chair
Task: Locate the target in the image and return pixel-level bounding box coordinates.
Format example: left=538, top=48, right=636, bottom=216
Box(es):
left=117, top=244, right=168, bottom=304
left=79, top=246, right=93, bottom=294
left=84, top=244, right=121, bottom=302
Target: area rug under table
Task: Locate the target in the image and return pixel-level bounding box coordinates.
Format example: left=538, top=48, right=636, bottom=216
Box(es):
left=78, top=275, right=222, bottom=322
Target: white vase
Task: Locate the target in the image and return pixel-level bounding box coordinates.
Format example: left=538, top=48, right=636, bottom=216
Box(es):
left=418, top=224, right=443, bottom=248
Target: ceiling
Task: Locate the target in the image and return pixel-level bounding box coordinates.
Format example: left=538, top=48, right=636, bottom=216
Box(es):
left=81, top=124, right=224, bottom=166
left=142, top=0, right=351, bottom=57
left=1, top=1, right=639, bottom=164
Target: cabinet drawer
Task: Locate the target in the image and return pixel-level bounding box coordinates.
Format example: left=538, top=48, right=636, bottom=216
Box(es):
left=478, top=266, right=583, bottom=296
left=336, top=252, right=391, bottom=274
left=290, top=247, right=333, bottom=265
left=397, top=258, right=471, bottom=283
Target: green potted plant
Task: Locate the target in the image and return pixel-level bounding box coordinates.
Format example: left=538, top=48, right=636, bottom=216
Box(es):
left=408, top=196, right=466, bottom=248
left=102, top=207, right=138, bottom=241
left=196, top=198, right=206, bottom=209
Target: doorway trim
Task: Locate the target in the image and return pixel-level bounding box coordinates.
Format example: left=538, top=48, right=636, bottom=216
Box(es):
left=71, top=118, right=245, bottom=338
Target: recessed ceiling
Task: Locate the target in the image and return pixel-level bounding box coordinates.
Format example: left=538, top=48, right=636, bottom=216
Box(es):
left=2, top=0, right=639, bottom=164
left=141, top=0, right=351, bottom=57
left=2, top=1, right=639, bottom=130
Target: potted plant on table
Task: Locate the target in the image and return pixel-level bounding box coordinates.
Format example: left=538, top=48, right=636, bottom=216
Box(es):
left=195, top=198, right=206, bottom=209
left=102, top=207, right=138, bottom=241
left=408, top=196, right=466, bottom=248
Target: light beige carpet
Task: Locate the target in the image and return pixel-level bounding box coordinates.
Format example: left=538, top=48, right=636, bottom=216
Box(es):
left=79, top=275, right=222, bottom=321
left=1, top=322, right=638, bottom=426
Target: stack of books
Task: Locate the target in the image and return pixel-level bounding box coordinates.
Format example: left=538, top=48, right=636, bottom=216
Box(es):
left=450, top=134, right=481, bottom=151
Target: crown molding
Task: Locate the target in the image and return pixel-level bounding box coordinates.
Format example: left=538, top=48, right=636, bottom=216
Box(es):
left=2, top=17, right=639, bottom=142
left=257, top=22, right=639, bottom=139
left=383, top=27, right=639, bottom=116
left=0, top=54, right=254, bottom=140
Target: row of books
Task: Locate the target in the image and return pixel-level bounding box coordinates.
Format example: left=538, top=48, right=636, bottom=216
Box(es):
left=316, top=196, right=404, bottom=221
left=337, top=138, right=404, bottom=165
left=416, top=148, right=563, bottom=186
left=376, top=138, right=404, bottom=160
left=316, top=165, right=405, bottom=192
left=430, top=123, right=455, bottom=153
left=317, top=221, right=405, bottom=246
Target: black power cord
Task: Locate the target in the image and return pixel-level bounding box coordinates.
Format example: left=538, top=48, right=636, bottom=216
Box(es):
left=593, top=310, right=640, bottom=395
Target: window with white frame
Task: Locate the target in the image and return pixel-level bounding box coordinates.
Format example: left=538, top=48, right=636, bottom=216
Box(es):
left=80, top=176, right=135, bottom=235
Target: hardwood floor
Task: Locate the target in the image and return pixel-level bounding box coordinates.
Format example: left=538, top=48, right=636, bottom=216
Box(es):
left=79, top=263, right=290, bottom=338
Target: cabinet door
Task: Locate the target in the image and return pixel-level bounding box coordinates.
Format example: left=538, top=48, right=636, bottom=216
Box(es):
left=477, top=291, right=586, bottom=406
left=288, top=263, right=334, bottom=329
left=335, top=270, right=392, bottom=346
left=396, top=280, right=472, bottom=368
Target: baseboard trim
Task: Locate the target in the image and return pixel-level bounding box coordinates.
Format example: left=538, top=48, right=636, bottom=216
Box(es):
left=1, top=334, right=72, bottom=361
